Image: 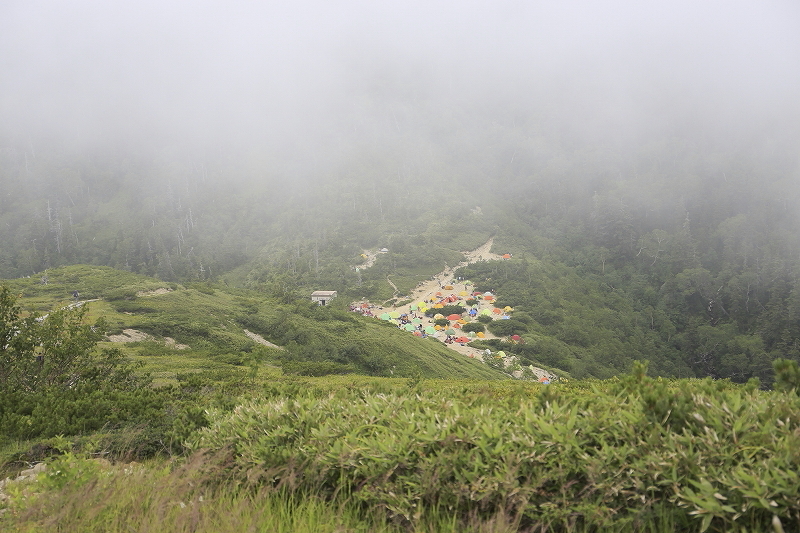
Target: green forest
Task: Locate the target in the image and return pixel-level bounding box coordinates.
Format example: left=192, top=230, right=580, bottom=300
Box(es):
left=2, top=113, right=798, bottom=384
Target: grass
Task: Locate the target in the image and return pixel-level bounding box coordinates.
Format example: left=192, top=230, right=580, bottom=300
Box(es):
left=0, top=452, right=523, bottom=533
left=0, top=451, right=706, bottom=533
left=0, top=373, right=793, bottom=533
left=3, top=265, right=509, bottom=383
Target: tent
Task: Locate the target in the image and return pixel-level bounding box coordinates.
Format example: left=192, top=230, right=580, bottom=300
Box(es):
left=424, top=326, right=436, bottom=335
left=389, top=311, right=401, bottom=319
left=455, top=336, right=470, bottom=343
left=502, top=254, right=511, bottom=259
left=433, top=313, right=445, bottom=320
left=445, top=328, right=456, bottom=335
left=511, top=334, right=521, bottom=341
left=539, top=376, right=551, bottom=384
left=380, top=312, right=392, bottom=320
left=447, top=314, right=462, bottom=320
left=459, top=291, right=468, bottom=296
left=504, top=306, right=514, bottom=312
left=476, top=331, right=485, bottom=338
left=413, top=330, right=423, bottom=337
left=444, top=285, right=454, bottom=290
left=492, top=308, right=503, bottom=314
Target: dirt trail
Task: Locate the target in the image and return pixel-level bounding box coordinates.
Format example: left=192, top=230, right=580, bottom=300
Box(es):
left=244, top=329, right=284, bottom=350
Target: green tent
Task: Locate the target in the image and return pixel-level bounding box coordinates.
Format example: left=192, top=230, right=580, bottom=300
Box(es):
left=380, top=312, right=392, bottom=320
left=424, top=326, right=436, bottom=335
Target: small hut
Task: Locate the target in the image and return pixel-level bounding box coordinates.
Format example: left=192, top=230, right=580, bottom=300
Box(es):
left=311, top=290, right=338, bottom=306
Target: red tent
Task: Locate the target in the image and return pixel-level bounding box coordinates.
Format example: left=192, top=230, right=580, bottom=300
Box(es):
left=447, top=314, right=462, bottom=320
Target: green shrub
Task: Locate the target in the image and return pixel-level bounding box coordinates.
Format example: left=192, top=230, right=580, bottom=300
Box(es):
left=281, top=361, right=357, bottom=377
left=461, top=322, right=484, bottom=333
left=486, top=318, right=528, bottom=336
left=424, top=305, right=464, bottom=318
left=188, top=378, right=800, bottom=532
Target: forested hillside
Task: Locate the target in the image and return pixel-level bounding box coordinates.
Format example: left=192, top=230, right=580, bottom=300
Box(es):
left=2, top=0, right=800, bottom=383
left=2, top=117, right=799, bottom=383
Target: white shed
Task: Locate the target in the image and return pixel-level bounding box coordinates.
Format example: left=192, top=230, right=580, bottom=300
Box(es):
left=311, top=290, right=338, bottom=306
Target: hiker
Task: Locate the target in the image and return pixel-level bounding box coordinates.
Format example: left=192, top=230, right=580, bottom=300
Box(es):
left=72, top=290, right=79, bottom=301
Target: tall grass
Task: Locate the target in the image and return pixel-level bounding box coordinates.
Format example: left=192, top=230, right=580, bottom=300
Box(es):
left=2, top=453, right=391, bottom=533
left=1, top=452, right=534, bottom=533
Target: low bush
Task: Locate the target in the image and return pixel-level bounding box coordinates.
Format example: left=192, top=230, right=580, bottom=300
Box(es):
left=461, top=322, right=484, bottom=333
left=188, top=370, right=800, bottom=532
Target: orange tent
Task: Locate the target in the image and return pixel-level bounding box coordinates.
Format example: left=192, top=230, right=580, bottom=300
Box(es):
left=447, top=314, right=462, bottom=320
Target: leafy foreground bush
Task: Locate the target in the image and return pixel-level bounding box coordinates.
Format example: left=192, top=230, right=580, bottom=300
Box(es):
left=188, top=371, right=800, bottom=532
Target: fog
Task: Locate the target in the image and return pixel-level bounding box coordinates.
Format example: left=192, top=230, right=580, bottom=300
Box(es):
left=2, top=0, right=799, bottom=162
